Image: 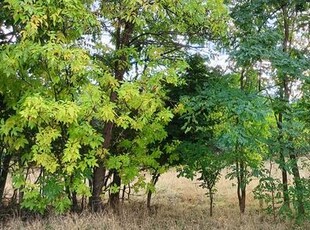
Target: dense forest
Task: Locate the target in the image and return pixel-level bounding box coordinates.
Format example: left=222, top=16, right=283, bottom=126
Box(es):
left=0, top=0, right=309, bottom=226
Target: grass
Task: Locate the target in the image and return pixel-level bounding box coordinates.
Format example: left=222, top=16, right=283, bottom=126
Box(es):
left=1, top=167, right=309, bottom=230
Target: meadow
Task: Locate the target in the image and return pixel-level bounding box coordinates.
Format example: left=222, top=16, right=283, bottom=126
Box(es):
left=2, top=167, right=309, bottom=230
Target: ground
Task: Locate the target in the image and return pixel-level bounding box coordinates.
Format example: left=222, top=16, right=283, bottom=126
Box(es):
left=2, top=166, right=309, bottom=230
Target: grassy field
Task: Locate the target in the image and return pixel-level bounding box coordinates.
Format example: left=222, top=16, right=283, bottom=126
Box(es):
left=1, top=166, right=309, bottom=230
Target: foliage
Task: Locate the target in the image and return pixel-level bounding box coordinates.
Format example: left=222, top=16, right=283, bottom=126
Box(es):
left=0, top=0, right=309, bottom=224
left=0, top=0, right=229, bottom=214
left=229, top=0, right=310, bottom=218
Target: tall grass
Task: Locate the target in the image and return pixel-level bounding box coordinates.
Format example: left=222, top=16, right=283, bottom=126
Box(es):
left=2, top=169, right=309, bottom=230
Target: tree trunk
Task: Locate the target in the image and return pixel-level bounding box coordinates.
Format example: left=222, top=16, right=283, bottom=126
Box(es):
left=71, top=191, right=78, bottom=212
left=146, top=190, right=152, bottom=210
left=109, top=171, right=121, bottom=211
left=290, top=154, right=305, bottom=216
left=121, top=185, right=126, bottom=203
left=281, top=7, right=304, bottom=214
left=91, top=163, right=106, bottom=212
left=147, top=173, right=160, bottom=210
left=281, top=5, right=291, bottom=209
left=91, top=119, right=115, bottom=211
left=238, top=188, right=246, bottom=214
left=237, top=69, right=247, bottom=214
left=209, top=187, right=214, bottom=217
left=90, top=17, right=134, bottom=212
left=236, top=161, right=246, bottom=213
left=0, top=153, right=11, bottom=203
left=280, top=156, right=290, bottom=208
left=0, top=95, right=12, bottom=205
left=277, top=85, right=290, bottom=208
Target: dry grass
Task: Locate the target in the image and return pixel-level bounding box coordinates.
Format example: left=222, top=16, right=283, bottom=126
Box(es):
left=2, top=167, right=309, bottom=230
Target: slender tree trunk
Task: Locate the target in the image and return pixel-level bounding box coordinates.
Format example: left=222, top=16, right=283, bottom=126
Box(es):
left=146, top=188, right=152, bottom=210
left=91, top=121, right=114, bottom=211
left=282, top=8, right=304, bottom=212
left=71, top=191, right=78, bottom=212
left=65, top=175, right=79, bottom=212
left=0, top=95, right=12, bottom=205
left=147, top=173, right=160, bottom=210
left=290, top=154, right=304, bottom=216
left=0, top=153, right=11, bottom=203
left=237, top=181, right=246, bottom=213
left=280, top=162, right=290, bottom=208
left=209, top=187, right=214, bottom=217
left=236, top=69, right=247, bottom=214
left=91, top=165, right=106, bottom=211
left=238, top=186, right=246, bottom=214
left=277, top=5, right=304, bottom=215
left=277, top=8, right=290, bottom=204
left=109, top=171, right=121, bottom=211
left=236, top=160, right=246, bottom=213
left=90, top=15, right=134, bottom=212
left=121, top=185, right=126, bottom=203
left=277, top=113, right=290, bottom=208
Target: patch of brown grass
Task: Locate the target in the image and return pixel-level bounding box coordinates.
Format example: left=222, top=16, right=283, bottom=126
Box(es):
left=2, top=167, right=309, bottom=230
left=2, top=204, right=299, bottom=230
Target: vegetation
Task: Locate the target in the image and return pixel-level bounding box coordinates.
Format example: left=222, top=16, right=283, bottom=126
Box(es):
left=0, top=0, right=309, bottom=227
left=2, top=171, right=310, bottom=230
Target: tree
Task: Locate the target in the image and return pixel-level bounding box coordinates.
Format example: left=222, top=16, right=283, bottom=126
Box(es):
left=169, top=55, right=226, bottom=216
left=0, top=0, right=101, bottom=213
left=229, top=0, right=310, bottom=217
left=182, top=72, right=270, bottom=213
left=167, top=53, right=269, bottom=214
left=0, top=0, right=228, bottom=214
left=88, top=0, right=228, bottom=211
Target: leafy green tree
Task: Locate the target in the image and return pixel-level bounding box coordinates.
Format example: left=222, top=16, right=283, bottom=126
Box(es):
left=166, top=53, right=269, bottom=214
left=166, top=55, right=226, bottom=216
left=0, top=0, right=100, bottom=213
left=0, top=0, right=229, bottom=214
left=229, top=0, right=310, bottom=218
left=181, top=69, right=271, bottom=213
left=88, top=0, right=228, bottom=211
